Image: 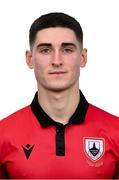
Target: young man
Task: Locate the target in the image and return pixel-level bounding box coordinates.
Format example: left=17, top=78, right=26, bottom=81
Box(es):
left=0, top=12, right=119, bottom=179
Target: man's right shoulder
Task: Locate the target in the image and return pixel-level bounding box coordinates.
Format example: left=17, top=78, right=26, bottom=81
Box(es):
left=0, top=105, right=32, bottom=126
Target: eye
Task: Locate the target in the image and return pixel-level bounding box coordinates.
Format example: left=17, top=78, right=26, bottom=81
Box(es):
left=39, top=48, right=52, bottom=54
left=62, top=47, right=74, bottom=53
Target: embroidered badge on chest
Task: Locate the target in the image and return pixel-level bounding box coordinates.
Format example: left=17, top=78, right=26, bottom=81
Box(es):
left=84, top=138, right=105, bottom=161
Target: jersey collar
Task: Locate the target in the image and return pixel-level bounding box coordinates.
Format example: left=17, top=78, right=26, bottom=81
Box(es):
left=30, top=90, right=89, bottom=128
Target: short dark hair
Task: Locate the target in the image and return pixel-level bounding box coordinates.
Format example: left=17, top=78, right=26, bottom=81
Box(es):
left=29, top=12, right=83, bottom=49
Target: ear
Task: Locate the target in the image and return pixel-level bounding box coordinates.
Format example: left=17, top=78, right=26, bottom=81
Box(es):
left=25, top=50, right=34, bottom=69
left=80, top=48, right=87, bottom=68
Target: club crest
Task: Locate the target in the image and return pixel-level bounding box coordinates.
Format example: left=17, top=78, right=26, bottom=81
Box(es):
left=84, top=138, right=105, bottom=161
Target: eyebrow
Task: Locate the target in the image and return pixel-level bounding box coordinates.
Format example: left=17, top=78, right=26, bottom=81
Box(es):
left=36, top=42, right=77, bottom=48
left=36, top=43, right=52, bottom=48
left=61, top=43, right=77, bottom=48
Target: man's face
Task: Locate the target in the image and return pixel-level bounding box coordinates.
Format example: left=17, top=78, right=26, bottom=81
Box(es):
left=26, top=27, right=87, bottom=92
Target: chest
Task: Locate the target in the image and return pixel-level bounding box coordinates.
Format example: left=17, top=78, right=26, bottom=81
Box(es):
left=2, top=125, right=117, bottom=178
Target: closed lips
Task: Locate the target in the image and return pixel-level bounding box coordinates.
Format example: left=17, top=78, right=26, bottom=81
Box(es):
left=49, top=71, right=67, bottom=74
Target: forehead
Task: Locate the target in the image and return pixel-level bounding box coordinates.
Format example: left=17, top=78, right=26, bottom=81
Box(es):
left=35, top=27, right=79, bottom=45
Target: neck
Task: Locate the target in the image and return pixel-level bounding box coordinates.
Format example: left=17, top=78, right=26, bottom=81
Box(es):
left=38, top=84, right=80, bottom=125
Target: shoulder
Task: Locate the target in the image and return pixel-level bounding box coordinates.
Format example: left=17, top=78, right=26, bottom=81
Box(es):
left=0, top=105, right=34, bottom=148
left=87, top=103, right=119, bottom=129
left=88, top=103, right=119, bottom=119
left=86, top=104, right=119, bottom=149
left=0, top=105, right=33, bottom=161
left=0, top=105, right=32, bottom=129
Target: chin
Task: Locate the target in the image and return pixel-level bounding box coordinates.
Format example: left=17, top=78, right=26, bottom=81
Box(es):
left=45, top=83, right=74, bottom=92
left=48, top=87, right=67, bottom=92
left=39, top=80, right=78, bottom=92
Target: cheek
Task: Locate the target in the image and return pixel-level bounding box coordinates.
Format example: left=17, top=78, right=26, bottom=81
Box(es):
left=67, top=57, right=80, bottom=72
left=67, top=57, right=81, bottom=79
left=72, top=64, right=80, bottom=77
left=33, top=56, right=48, bottom=72
left=33, top=58, right=45, bottom=79
left=33, top=55, right=51, bottom=82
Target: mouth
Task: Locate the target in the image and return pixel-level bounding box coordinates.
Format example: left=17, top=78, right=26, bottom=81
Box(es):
left=48, top=71, right=67, bottom=75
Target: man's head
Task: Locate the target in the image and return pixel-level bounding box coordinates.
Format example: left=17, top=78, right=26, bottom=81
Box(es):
left=29, top=12, right=83, bottom=50
left=26, top=12, right=87, bottom=92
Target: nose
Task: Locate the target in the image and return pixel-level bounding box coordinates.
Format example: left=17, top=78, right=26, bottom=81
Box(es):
left=52, top=50, right=63, bottom=67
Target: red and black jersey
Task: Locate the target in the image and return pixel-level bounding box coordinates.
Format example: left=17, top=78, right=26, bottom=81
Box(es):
left=0, top=91, right=119, bottom=179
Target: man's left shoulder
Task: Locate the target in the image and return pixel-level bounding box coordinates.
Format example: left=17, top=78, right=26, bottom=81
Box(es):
left=88, top=103, right=119, bottom=121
